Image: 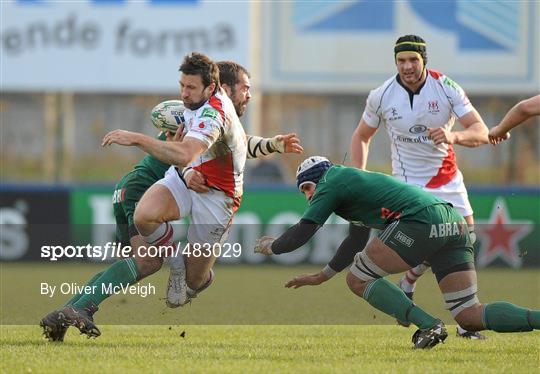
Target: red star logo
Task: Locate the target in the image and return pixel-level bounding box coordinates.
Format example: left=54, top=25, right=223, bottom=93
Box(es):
left=476, top=198, right=533, bottom=268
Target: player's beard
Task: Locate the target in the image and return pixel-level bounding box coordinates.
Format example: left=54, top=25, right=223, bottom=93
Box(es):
left=184, top=98, right=208, bottom=111
left=235, top=101, right=247, bottom=117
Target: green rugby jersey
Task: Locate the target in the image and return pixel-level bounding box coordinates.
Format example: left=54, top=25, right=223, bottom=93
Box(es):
left=132, top=132, right=171, bottom=181
left=302, top=165, right=447, bottom=229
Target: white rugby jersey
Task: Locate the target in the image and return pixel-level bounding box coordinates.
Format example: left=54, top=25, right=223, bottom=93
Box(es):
left=183, top=89, right=247, bottom=208
left=362, top=70, right=474, bottom=188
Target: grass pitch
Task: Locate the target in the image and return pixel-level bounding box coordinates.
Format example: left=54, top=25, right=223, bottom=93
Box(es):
left=2, top=325, right=539, bottom=373
left=1, top=264, right=539, bottom=373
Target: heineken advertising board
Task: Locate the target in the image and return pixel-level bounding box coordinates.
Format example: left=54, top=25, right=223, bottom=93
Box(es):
left=66, top=187, right=539, bottom=268
left=1, top=186, right=538, bottom=267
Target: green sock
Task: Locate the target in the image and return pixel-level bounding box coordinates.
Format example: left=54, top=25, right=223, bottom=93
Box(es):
left=73, top=258, right=139, bottom=309
left=64, top=271, right=105, bottom=306
left=364, top=278, right=439, bottom=329
left=484, top=302, right=539, bottom=332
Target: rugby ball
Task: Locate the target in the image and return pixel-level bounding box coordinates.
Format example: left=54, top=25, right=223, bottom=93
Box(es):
left=150, top=100, right=186, bottom=134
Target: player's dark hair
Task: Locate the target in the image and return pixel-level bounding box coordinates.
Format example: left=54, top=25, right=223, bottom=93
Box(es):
left=179, top=52, right=220, bottom=90
left=394, top=35, right=428, bottom=65
left=217, top=61, right=250, bottom=93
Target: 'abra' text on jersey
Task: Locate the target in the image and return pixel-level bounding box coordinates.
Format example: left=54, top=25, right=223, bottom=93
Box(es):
left=429, top=222, right=464, bottom=238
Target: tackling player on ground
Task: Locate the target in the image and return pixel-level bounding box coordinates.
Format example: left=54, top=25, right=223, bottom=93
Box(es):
left=349, top=35, right=489, bottom=338
left=255, top=157, right=540, bottom=349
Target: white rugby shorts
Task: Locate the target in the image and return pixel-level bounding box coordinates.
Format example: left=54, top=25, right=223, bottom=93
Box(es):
left=157, top=166, right=235, bottom=245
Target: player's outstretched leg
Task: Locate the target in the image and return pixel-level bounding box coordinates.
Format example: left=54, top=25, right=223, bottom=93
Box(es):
left=347, top=272, right=448, bottom=349
left=396, top=262, right=430, bottom=327
left=40, top=257, right=142, bottom=340
left=438, top=270, right=539, bottom=334
left=134, top=181, right=185, bottom=308
left=346, top=239, right=448, bottom=349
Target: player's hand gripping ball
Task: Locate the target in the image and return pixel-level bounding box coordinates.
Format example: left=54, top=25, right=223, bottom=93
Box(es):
left=151, top=100, right=186, bottom=134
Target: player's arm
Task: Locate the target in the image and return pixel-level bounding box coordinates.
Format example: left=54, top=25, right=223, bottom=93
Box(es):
left=489, top=95, right=540, bottom=145
left=254, top=219, right=321, bottom=255
left=285, top=224, right=369, bottom=289
left=246, top=133, right=303, bottom=159
left=102, top=130, right=207, bottom=167
left=350, top=119, right=378, bottom=169
left=430, top=76, right=488, bottom=147
left=255, top=186, right=339, bottom=288
left=254, top=219, right=331, bottom=288
left=454, top=109, right=489, bottom=147
left=428, top=109, right=488, bottom=147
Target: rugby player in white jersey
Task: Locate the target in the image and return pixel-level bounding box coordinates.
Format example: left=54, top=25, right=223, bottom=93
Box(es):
left=350, top=35, right=489, bottom=339
left=39, top=55, right=302, bottom=340
left=39, top=53, right=286, bottom=338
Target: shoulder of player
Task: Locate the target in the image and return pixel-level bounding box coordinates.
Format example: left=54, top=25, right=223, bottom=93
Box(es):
left=427, top=69, right=464, bottom=93
left=188, top=97, right=225, bottom=126
left=320, top=165, right=355, bottom=188
left=368, top=75, right=397, bottom=100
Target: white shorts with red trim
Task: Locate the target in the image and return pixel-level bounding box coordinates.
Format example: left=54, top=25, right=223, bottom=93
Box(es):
left=156, top=166, right=235, bottom=245
left=422, top=170, right=473, bottom=218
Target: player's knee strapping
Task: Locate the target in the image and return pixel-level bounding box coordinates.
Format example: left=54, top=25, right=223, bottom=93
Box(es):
left=350, top=251, right=389, bottom=282
left=443, top=284, right=479, bottom=318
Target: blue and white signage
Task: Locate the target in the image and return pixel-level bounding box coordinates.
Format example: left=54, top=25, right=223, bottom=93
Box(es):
left=262, top=1, right=539, bottom=94
left=1, top=0, right=249, bottom=92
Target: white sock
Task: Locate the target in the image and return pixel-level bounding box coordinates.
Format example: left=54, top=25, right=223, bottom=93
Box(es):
left=142, top=222, right=178, bottom=260
left=143, top=222, right=172, bottom=246
left=400, top=262, right=430, bottom=293
left=457, top=325, right=468, bottom=334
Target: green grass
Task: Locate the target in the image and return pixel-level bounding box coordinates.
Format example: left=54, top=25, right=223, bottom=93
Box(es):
left=1, top=325, right=539, bottom=373
left=1, top=264, right=539, bottom=373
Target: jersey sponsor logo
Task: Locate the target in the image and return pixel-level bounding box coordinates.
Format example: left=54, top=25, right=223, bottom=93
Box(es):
left=112, top=188, right=126, bottom=204
left=428, top=100, right=440, bottom=114
left=394, top=231, right=414, bottom=247
left=429, top=222, right=464, bottom=238
left=396, top=134, right=431, bottom=143
left=409, top=124, right=427, bottom=134
left=201, top=107, right=218, bottom=120
left=388, top=107, right=402, bottom=121
left=381, top=207, right=401, bottom=220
